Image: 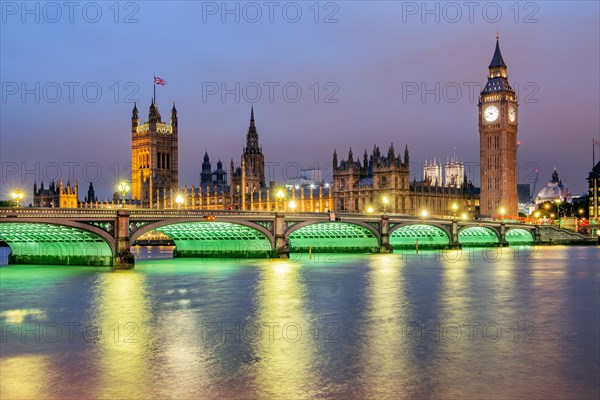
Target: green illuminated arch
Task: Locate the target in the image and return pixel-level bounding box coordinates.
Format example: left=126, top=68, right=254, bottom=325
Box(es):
left=458, top=226, right=499, bottom=246
left=0, top=222, right=113, bottom=265
left=390, top=224, right=450, bottom=249
left=506, top=228, right=534, bottom=244
left=288, top=222, right=379, bottom=252
left=152, top=221, right=273, bottom=257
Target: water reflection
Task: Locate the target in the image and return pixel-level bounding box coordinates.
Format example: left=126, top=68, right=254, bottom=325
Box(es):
left=0, top=355, right=55, bottom=399
left=247, top=260, right=319, bottom=399
left=357, top=254, right=412, bottom=399
left=89, top=271, right=152, bottom=398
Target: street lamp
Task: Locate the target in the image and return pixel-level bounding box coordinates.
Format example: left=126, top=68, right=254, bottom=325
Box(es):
left=382, top=196, right=389, bottom=214
left=534, top=211, right=541, bottom=219
left=117, top=181, right=129, bottom=208
left=500, top=208, right=506, bottom=221
left=288, top=200, right=297, bottom=211
left=461, top=213, right=468, bottom=220
left=276, top=189, right=285, bottom=211
left=175, top=194, right=184, bottom=209
left=367, top=206, right=374, bottom=214
left=11, top=190, right=24, bottom=207
left=421, top=210, right=428, bottom=221
left=452, top=203, right=458, bottom=218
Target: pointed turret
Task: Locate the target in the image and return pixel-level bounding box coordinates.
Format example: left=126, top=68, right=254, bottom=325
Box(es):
left=149, top=98, right=161, bottom=123
left=363, top=150, right=368, bottom=172
left=333, top=149, right=338, bottom=171
left=250, top=105, right=255, bottom=127
left=489, top=34, right=506, bottom=68
left=388, top=143, right=395, bottom=163
left=348, top=147, right=353, bottom=164
left=551, top=168, right=559, bottom=183
left=132, top=102, right=139, bottom=134
left=404, top=145, right=410, bottom=165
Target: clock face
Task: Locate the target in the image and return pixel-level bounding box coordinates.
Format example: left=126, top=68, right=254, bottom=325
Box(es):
left=508, top=106, right=516, bottom=122
left=484, top=105, right=499, bottom=122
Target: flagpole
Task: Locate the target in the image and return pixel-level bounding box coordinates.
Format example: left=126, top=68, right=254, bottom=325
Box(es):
left=153, top=73, right=156, bottom=104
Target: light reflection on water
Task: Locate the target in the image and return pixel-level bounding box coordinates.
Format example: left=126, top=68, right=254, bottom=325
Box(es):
left=0, top=246, right=599, bottom=399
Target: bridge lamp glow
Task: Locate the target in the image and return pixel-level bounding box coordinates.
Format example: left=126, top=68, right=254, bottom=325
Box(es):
left=276, top=189, right=285, bottom=211
left=175, top=194, right=184, bottom=208
left=11, top=190, right=24, bottom=207
left=421, top=210, right=428, bottom=218
left=461, top=213, right=467, bottom=220
left=117, top=181, right=129, bottom=207
left=367, top=206, right=374, bottom=214
left=500, top=208, right=506, bottom=219
left=288, top=200, right=297, bottom=210
left=534, top=211, right=541, bottom=218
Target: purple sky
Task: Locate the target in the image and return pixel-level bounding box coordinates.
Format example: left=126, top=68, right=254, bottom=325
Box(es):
left=1, top=1, right=599, bottom=202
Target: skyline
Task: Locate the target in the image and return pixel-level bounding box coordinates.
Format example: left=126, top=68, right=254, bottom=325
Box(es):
left=1, top=1, right=599, bottom=201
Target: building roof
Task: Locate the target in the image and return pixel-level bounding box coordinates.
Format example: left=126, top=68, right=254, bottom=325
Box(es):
left=489, top=39, right=506, bottom=68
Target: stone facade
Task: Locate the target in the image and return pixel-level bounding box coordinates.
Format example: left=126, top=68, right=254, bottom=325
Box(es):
left=479, top=37, right=519, bottom=217
left=131, top=100, right=179, bottom=207
left=33, top=180, right=78, bottom=208
left=332, top=144, right=479, bottom=216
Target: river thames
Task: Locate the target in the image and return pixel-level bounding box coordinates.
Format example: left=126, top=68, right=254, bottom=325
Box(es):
left=1, top=246, right=598, bottom=399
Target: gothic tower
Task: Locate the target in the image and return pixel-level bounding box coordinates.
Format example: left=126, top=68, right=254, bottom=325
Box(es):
left=243, top=106, right=265, bottom=187
left=200, top=151, right=212, bottom=187
left=131, top=100, right=179, bottom=206
left=479, top=35, right=518, bottom=217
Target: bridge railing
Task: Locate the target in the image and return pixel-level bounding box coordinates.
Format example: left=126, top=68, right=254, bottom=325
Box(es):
left=0, top=208, right=118, bottom=218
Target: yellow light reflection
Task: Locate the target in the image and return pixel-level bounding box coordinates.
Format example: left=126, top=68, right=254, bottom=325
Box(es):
left=0, top=355, right=56, bottom=399
left=359, top=254, right=411, bottom=398
left=249, top=260, right=319, bottom=398
left=91, top=271, right=152, bottom=398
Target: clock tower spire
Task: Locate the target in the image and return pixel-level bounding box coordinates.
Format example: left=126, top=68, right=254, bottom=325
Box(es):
left=479, top=35, right=518, bottom=217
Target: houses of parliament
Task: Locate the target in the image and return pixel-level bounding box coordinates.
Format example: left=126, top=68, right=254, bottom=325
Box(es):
left=34, top=37, right=520, bottom=218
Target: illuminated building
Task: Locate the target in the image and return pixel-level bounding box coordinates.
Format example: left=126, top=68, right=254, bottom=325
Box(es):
left=33, top=180, right=78, bottom=208
left=479, top=35, right=519, bottom=217
left=131, top=100, right=179, bottom=207
left=589, top=161, right=600, bottom=220
left=534, top=168, right=572, bottom=205
left=423, top=159, right=442, bottom=186
left=444, top=155, right=464, bottom=188
left=332, top=144, right=478, bottom=216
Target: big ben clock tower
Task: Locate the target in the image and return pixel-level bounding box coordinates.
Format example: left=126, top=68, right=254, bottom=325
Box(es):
left=479, top=35, right=518, bottom=217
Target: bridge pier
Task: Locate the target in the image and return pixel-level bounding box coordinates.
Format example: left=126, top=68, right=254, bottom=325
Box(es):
left=274, top=213, right=289, bottom=258
left=114, top=210, right=135, bottom=269
left=450, top=220, right=462, bottom=249
left=499, top=223, right=509, bottom=247
left=379, top=215, right=393, bottom=253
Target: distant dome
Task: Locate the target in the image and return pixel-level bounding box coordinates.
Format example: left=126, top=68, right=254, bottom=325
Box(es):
left=535, top=168, right=571, bottom=204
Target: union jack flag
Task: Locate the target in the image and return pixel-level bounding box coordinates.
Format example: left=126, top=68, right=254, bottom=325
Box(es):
left=154, top=75, right=166, bottom=85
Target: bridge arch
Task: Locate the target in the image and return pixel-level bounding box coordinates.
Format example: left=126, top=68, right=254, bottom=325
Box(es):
left=389, top=223, right=451, bottom=248
left=131, top=219, right=275, bottom=258
left=286, top=220, right=380, bottom=252
left=506, top=228, right=535, bottom=244
left=458, top=225, right=500, bottom=245
left=0, top=221, right=115, bottom=265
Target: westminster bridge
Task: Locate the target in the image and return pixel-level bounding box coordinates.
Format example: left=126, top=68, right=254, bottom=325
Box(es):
left=0, top=208, right=594, bottom=269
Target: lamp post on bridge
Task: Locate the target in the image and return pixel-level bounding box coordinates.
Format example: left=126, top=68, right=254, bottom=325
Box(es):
left=117, top=181, right=129, bottom=208
left=11, top=190, right=24, bottom=208
left=382, top=196, right=389, bottom=215
left=276, top=189, right=285, bottom=211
